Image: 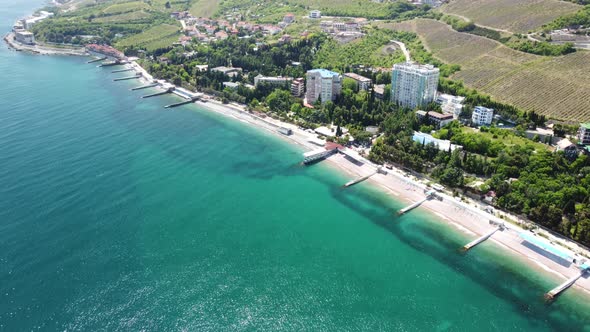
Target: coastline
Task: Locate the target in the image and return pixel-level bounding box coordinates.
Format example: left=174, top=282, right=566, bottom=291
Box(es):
left=4, top=32, right=88, bottom=56
left=7, top=31, right=590, bottom=300
left=134, top=70, right=590, bottom=300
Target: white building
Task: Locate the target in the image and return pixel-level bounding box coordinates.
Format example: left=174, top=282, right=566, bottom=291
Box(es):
left=306, top=69, right=342, bottom=104
left=15, top=31, right=35, bottom=45
left=309, top=10, right=321, bottom=19
left=23, top=11, right=54, bottom=29
left=472, top=106, right=494, bottom=126
left=344, top=73, right=372, bottom=91
left=579, top=123, right=590, bottom=145
left=391, top=62, right=439, bottom=109
left=413, top=132, right=462, bottom=151
left=436, top=93, right=465, bottom=119
left=254, top=75, right=292, bottom=87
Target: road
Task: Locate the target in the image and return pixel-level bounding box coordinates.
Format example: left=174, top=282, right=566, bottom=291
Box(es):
left=390, top=40, right=410, bottom=62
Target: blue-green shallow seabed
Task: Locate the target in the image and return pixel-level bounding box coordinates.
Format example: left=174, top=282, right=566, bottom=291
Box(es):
left=1, top=2, right=590, bottom=331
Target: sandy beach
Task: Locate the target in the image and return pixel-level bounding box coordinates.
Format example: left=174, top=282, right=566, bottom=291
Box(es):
left=182, top=85, right=590, bottom=299
left=30, top=54, right=590, bottom=299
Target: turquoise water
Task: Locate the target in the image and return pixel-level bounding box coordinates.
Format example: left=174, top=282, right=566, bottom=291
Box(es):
left=1, top=1, right=590, bottom=331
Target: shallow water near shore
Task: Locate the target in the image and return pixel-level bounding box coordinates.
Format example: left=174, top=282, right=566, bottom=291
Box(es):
left=2, top=1, right=590, bottom=330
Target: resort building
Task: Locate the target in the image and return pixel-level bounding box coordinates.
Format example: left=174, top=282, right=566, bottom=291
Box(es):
left=254, top=75, right=292, bottom=87
left=428, top=112, right=454, bottom=129
left=472, top=106, right=494, bottom=126
left=306, top=69, right=342, bottom=104
left=391, top=62, right=439, bottom=109
left=291, top=78, right=305, bottom=97
left=413, top=132, right=462, bottom=151
left=579, top=123, right=590, bottom=145
left=373, top=84, right=386, bottom=100
left=309, top=10, right=321, bottom=19
left=222, top=82, right=240, bottom=90
left=344, top=73, right=372, bottom=91
left=556, top=138, right=579, bottom=160
left=211, top=66, right=243, bottom=77
left=15, top=31, right=34, bottom=45
left=436, top=93, right=465, bottom=119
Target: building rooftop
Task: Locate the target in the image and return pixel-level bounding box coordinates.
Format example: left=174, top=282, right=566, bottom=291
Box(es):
left=412, top=132, right=462, bottom=151
left=394, top=61, right=438, bottom=72
left=308, top=68, right=340, bottom=78
left=428, top=112, right=453, bottom=120
left=344, top=73, right=372, bottom=82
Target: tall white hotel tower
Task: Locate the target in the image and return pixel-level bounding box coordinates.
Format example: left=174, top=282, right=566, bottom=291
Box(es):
left=391, top=62, right=440, bottom=109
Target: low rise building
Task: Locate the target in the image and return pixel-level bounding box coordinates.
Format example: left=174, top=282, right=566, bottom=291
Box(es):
left=413, top=132, right=462, bottom=151
left=436, top=93, right=465, bottom=119
left=309, top=10, right=321, bottom=19
left=254, top=75, right=292, bottom=87
left=223, top=82, right=240, bottom=90
left=373, top=84, right=386, bottom=100
left=291, top=78, right=305, bottom=97
left=211, top=66, right=243, bottom=77
left=472, top=106, right=494, bottom=126
left=344, top=73, right=372, bottom=91
left=579, top=123, right=590, bottom=145
left=556, top=138, right=579, bottom=159
left=428, top=112, right=454, bottom=129
left=15, top=31, right=35, bottom=45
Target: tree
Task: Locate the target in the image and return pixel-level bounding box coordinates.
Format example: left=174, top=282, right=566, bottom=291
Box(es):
left=265, top=89, right=292, bottom=113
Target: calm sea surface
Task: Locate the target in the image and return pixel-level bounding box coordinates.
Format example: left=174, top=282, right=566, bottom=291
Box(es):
left=1, top=1, right=590, bottom=330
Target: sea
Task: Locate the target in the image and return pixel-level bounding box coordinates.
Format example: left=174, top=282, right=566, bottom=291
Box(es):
left=1, top=1, right=590, bottom=330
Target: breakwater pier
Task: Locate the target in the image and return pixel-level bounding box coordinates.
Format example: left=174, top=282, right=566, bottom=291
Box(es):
left=344, top=167, right=386, bottom=187
left=546, top=267, right=588, bottom=300
left=131, top=83, right=158, bottom=91
left=113, top=74, right=141, bottom=81
left=112, top=68, right=134, bottom=73
left=142, top=87, right=174, bottom=98
left=87, top=56, right=106, bottom=64
left=164, top=96, right=200, bottom=108
left=398, top=190, right=435, bottom=215
left=462, top=222, right=505, bottom=251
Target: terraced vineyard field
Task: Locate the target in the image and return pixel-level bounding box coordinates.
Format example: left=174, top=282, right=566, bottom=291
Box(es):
left=115, top=24, right=181, bottom=51
left=388, top=19, right=590, bottom=122
left=439, top=0, right=581, bottom=33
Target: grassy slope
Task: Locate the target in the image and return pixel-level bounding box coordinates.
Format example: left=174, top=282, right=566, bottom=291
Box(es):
left=387, top=19, right=590, bottom=122
left=439, top=0, right=581, bottom=34
left=189, top=0, right=220, bottom=17
left=116, top=24, right=181, bottom=50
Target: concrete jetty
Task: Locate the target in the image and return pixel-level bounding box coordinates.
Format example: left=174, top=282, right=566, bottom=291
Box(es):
left=462, top=224, right=504, bottom=251
left=113, top=74, right=141, bottom=81
left=87, top=56, right=107, bottom=64
left=142, top=87, right=174, bottom=98
left=545, top=270, right=587, bottom=300
left=112, top=68, right=134, bottom=73
left=99, top=61, right=122, bottom=67
left=303, top=148, right=338, bottom=164
left=131, top=83, right=158, bottom=91
left=164, top=96, right=199, bottom=108
left=398, top=191, right=435, bottom=215
left=344, top=167, right=384, bottom=187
